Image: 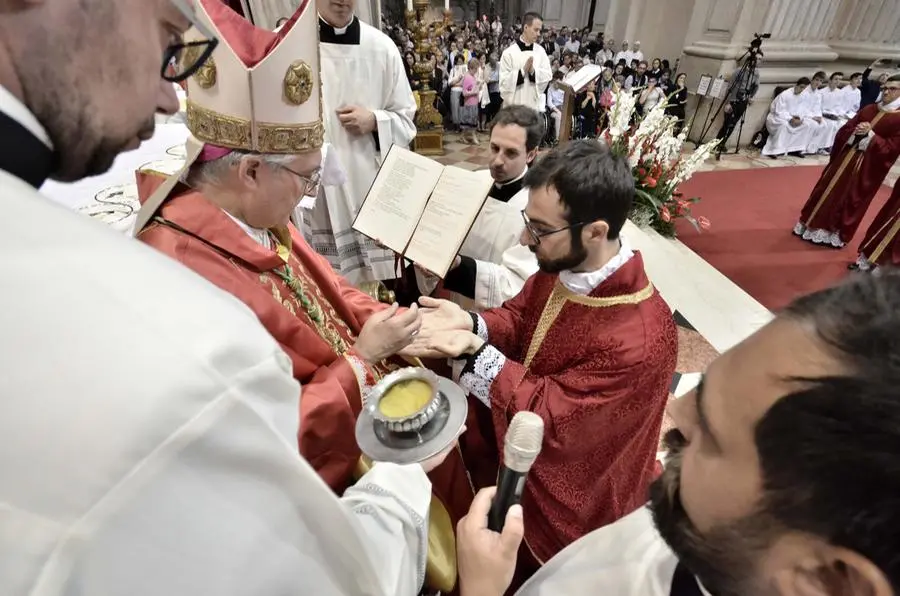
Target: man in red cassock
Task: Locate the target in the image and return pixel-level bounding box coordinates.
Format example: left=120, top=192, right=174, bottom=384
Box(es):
left=793, top=74, right=900, bottom=248
left=132, top=3, right=472, bottom=591
left=406, top=140, right=678, bottom=590
left=851, top=178, right=900, bottom=272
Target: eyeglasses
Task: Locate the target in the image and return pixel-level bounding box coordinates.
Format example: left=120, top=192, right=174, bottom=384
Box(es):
left=162, top=0, right=219, bottom=83
left=280, top=165, right=322, bottom=198
left=520, top=210, right=589, bottom=245
left=882, top=85, right=900, bottom=92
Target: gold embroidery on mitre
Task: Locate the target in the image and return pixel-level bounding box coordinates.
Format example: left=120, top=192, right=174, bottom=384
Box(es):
left=284, top=60, right=313, bottom=105
left=186, top=101, right=325, bottom=153
left=522, top=281, right=655, bottom=368
left=181, top=46, right=217, bottom=89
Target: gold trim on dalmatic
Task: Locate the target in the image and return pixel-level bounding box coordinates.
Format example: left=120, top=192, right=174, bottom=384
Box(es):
left=522, top=281, right=655, bottom=368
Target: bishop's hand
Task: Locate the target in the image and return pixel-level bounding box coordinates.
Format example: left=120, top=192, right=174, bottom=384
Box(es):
left=418, top=296, right=473, bottom=334
left=354, top=303, right=421, bottom=363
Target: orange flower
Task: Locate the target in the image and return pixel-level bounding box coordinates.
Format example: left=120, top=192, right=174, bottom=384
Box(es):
left=660, top=207, right=672, bottom=222
left=698, top=216, right=711, bottom=230
left=645, top=176, right=657, bottom=188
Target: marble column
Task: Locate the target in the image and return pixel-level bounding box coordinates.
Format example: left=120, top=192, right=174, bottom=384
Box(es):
left=828, top=0, right=900, bottom=62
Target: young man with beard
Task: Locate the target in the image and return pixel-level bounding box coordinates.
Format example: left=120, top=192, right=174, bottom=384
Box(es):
left=456, top=270, right=900, bottom=596
left=407, top=140, right=678, bottom=590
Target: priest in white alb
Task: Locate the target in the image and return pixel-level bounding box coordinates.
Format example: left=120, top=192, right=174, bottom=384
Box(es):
left=301, top=0, right=417, bottom=284
left=802, top=72, right=829, bottom=155
left=499, top=11, right=552, bottom=113
left=761, top=77, right=813, bottom=158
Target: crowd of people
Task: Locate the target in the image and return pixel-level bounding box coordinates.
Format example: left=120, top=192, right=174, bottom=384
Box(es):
left=4, top=1, right=900, bottom=596
left=382, top=14, right=689, bottom=143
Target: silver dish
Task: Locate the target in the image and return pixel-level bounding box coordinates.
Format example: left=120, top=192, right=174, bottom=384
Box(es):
left=356, top=371, right=468, bottom=465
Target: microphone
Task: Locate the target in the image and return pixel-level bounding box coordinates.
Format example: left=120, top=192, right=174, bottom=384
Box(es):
left=488, top=411, right=544, bottom=532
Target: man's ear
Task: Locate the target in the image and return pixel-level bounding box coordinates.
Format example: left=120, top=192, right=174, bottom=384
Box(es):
left=584, top=220, right=609, bottom=244
left=774, top=547, right=893, bottom=596
left=236, top=157, right=263, bottom=187
left=525, top=147, right=539, bottom=165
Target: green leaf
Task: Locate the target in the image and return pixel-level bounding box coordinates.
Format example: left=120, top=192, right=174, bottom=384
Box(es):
left=635, top=188, right=662, bottom=209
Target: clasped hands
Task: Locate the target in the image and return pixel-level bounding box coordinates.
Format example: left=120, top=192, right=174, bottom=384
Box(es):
left=399, top=297, right=486, bottom=360
left=854, top=122, right=872, bottom=136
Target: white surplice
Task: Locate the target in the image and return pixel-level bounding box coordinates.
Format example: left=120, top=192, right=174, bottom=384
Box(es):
left=515, top=507, right=690, bottom=596
left=762, top=87, right=814, bottom=156
left=304, top=16, right=417, bottom=284
left=0, top=95, right=430, bottom=596
left=841, top=85, right=861, bottom=118
left=802, top=87, right=830, bottom=154
left=499, top=39, right=553, bottom=113
left=819, top=86, right=849, bottom=150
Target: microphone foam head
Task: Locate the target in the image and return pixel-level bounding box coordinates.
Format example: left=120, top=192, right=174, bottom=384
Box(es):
left=504, top=411, right=545, bottom=473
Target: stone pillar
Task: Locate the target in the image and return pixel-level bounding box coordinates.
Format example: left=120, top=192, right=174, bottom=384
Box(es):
left=828, top=0, right=900, bottom=63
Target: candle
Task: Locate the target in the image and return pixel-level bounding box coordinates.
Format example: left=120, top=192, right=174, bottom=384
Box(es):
left=444, top=0, right=449, bottom=10
left=406, top=0, right=413, bottom=10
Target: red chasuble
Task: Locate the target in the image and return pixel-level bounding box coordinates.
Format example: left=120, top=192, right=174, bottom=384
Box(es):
left=136, top=187, right=389, bottom=491
left=859, top=178, right=900, bottom=267
left=798, top=105, right=900, bottom=243
left=462, top=253, right=677, bottom=581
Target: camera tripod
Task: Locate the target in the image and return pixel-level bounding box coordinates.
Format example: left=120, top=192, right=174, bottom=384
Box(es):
left=698, top=33, right=769, bottom=159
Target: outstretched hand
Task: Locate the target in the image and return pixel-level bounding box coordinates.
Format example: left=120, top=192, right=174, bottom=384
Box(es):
left=418, top=296, right=473, bottom=334
left=400, top=329, right=484, bottom=359
left=457, top=487, right=524, bottom=596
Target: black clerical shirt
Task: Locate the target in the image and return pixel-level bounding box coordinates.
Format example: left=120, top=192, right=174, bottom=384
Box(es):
left=0, top=108, right=54, bottom=188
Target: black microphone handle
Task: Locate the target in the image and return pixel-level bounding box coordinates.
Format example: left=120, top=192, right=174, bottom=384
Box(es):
left=488, top=466, right=527, bottom=532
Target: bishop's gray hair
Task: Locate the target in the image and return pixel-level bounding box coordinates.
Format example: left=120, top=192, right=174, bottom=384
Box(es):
left=183, top=150, right=297, bottom=187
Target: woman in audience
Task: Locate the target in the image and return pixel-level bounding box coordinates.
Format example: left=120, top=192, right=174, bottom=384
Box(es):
left=459, top=58, right=481, bottom=144
left=648, top=57, right=663, bottom=80
left=639, top=75, right=665, bottom=114
left=666, top=72, right=689, bottom=134
left=448, top=54, right=468, bottom=130
left=576, top=78, right=600, bottom=139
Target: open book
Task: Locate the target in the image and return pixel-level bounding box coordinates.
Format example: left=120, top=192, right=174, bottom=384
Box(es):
left=352, top=145, right=494, bottom=278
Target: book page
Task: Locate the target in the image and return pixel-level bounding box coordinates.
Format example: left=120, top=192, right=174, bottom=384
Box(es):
left=352, top=146, right=444, bottom=253
left=564, top=64, right=603, bottom=93
left=404, top=167, right=494, bottom=277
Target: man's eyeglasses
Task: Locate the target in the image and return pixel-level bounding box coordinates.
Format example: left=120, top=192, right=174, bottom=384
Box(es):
left=163, top=0, right=220, bottom=83
left=882, top=85, right=900, bottom=93
left=521, top=210, right=588, bottom=245
left=280, top=165, right=322, bottom=198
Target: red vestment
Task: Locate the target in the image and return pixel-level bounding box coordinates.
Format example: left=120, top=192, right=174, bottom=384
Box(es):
left=798, top=105, right=900, bottom=244
left=461, top=253, right=677, bottom=586
left=859, top=178, right=900, bottom=267
left=135, top=182, right=475, bottom=535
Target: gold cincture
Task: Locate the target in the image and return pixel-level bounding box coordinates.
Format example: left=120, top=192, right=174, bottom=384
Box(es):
left=186, top=101, right=325, bottom=153
left=181, top=46, right=217, bottom=89
left=284, top=60, right=314, bottom=105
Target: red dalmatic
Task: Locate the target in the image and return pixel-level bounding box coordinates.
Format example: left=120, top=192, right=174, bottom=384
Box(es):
left=461, top=253, right=678, bottom=588
left=859, top=178, right=900, bottom=267
left=798, top=105, right=900, bottom=243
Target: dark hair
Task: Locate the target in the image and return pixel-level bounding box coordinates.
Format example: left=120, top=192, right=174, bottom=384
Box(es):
left=489, top=105, right=544, bottom=152
left=889, top=74, right=900, bottom=83
left=523, top=141, right=634, bottom=239
left=796, top=76, right=811, bottom=86
left=757, top=271, right=900, bottom=589
left=850, top=71, right=864, bottom=79
left=812, top=70, right=827, bottom=81
left=830, top=71, right=844, bottom=80
left=523, top=11, right=542, bottom=26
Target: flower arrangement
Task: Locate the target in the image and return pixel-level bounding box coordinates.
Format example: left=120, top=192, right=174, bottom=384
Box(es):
left=600, top=89, right=718, bottom=237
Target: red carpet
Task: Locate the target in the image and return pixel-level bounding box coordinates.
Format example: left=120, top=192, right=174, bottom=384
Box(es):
left=674, top=166, right=893, bottom=311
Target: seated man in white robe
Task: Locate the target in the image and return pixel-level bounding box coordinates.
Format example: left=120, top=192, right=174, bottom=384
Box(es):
left=803, top=71, right=830, bottom=155
left=841, top=71, right=863, bottom=120
left=302, top=0, right=417, bottom=285
left=456, top=271, right=900, bottom=596
left=404, top=105, right=542, bottom=310
left=499, top=11, right=552, bottom=113
left=819, top=71, right=847, bottom=152
left=762, top=77, right=812, bottom=159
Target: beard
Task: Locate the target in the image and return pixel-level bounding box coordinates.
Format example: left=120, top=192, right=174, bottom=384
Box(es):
left=648, top=430, right=778, bottom=596
left=531, top=233, right=588, bottom=273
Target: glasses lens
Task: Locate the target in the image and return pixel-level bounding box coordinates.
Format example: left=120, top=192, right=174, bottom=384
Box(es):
left=164, top=40, right=215, bottom=83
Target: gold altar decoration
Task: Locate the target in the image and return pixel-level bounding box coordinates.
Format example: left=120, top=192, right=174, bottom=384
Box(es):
left=407, top=0, right=448, bottom=156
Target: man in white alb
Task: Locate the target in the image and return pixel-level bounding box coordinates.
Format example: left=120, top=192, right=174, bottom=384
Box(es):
left=632, top=40, right=644, bottom=63
left=499, top=11, right=552, bottom=113
left=802, top=71, right=829, bottom=155
left=302, top=0, right=417, bottom=284
left=456, top=272, right=900, bottom=596
left=0, top=1, right=438, bottom=594
left=615, top=40, right=632, bottom=65
left=761, top=77, right=813, bottom=158
left=818, top=71, right=847, bottom=153
left=841, top=71, right=863, bottom=119
left=410, top=105, right=541, bottom=310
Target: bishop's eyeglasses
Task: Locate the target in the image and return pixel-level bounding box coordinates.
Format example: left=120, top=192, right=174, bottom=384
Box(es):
left=162, top=0, right=220, bottom=83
